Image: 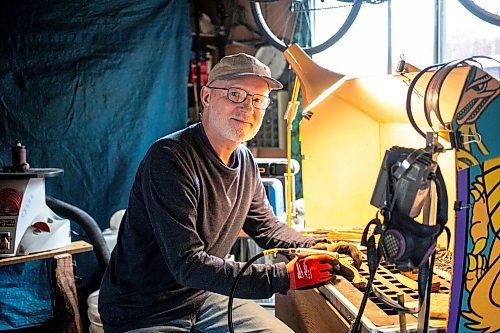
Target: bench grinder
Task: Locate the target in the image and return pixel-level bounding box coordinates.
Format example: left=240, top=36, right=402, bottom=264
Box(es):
left=0, top=141, right=71, bottom=257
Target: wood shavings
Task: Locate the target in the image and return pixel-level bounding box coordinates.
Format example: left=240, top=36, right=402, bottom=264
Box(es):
left=435, top=249, right=453, bottom=275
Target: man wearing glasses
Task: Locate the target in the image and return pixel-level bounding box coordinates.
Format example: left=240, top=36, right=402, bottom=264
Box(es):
left=99, top=53, right=362, bottom=332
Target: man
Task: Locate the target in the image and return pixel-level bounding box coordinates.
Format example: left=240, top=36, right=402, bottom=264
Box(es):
left=99, top=53, right=362, bottom=332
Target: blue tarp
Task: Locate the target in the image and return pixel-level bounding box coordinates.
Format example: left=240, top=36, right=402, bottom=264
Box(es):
left=0, top=0, right=191, bottom=328
left=0, top=0, right=190, bottom=228
left=0, top=261, right=53, bottom=329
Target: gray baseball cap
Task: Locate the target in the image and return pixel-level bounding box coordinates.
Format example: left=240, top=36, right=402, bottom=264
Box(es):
left=207, top=53, right=283, bottom=90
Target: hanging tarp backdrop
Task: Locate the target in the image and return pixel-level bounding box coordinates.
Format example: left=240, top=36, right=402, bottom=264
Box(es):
left=0, top=0, right=191, bottom=229
left=0, top=0, right=190, bottom=328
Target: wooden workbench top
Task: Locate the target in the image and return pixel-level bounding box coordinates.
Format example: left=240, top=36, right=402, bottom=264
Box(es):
left=0, top=241, right=93, bottom=266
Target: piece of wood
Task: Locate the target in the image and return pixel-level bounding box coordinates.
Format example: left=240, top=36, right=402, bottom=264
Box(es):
left=402, top=270, right=419, bottom=280
left=406, top=293, right=450, bottom=319
left=337, top=254, right=367, bottom=289
left=0, top=241, right=93, bottom=266
left=52, top=253, right=83, bottom=333
left=397, top=294, right=408, bottom=333
left=395, top=273, right=441, bottom=292
left=276, top=288, right=351, bottom=333
left=301, top=228, right=365, bottom=242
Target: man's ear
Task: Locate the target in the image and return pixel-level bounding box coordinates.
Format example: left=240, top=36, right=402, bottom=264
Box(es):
left=200, top=86, right=210, bottom=109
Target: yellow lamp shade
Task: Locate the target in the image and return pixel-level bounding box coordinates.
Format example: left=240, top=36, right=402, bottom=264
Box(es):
left=283, top=44, right=345, bottom=112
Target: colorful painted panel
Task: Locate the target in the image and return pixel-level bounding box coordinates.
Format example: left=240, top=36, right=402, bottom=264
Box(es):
left=453, top=66, right=500, bottom=170
left=448, top=64, right=499, bottom=333
left=449, top=159, right=500, bottom=333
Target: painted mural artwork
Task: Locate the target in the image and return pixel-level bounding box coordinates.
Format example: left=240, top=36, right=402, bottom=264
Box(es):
left=460, top=158, right=499, bottom=332
left=448, top=65, right=499, bottom=333
left=454, top=66, right=500, bottom=170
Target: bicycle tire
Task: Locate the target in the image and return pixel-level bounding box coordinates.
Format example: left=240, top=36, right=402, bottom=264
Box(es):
left=251, top=0, right=363, bottom=55
left=458, top=0, right=500, bottom=26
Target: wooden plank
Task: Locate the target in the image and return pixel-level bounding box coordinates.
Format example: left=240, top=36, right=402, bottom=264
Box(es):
left=406, top=293, right=450, bottom=319
left=0, top=241, right=93, bottom=266
left=52, top=253, right=83, bottom=333
left=276, top=288, right=351, bottom=333
left=395, top=273, right=441, bottom=292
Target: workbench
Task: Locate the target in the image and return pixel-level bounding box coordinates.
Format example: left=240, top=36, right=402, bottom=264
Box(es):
left=0, top=241, right=93, bottom=332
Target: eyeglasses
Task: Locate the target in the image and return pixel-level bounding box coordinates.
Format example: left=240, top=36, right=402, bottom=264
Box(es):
left=208, top=86, right=271, bottom=110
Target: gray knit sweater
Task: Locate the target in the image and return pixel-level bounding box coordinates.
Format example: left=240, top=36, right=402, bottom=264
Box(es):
left=98, top=123, right=318, bottom=332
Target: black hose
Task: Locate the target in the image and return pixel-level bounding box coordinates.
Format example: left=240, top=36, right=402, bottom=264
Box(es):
left=46, top=196, right=110, bottom=270
left=228, top=251, right=267, bottom=333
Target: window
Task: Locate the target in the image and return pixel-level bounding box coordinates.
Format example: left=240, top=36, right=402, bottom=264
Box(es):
left=312, top=0, right=499, bottom=76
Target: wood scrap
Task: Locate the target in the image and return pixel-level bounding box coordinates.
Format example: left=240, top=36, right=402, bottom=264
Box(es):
left=52, top=253, right=83, bottom=333
left=406, top=293, right=450, bottom=319
left=395, top=273, right=441, bottom=292
left=337, top=254, right=367, bottom=289
left=301, top=228, right=365, bottom=242
left=401, top=270, right=418, bottom=280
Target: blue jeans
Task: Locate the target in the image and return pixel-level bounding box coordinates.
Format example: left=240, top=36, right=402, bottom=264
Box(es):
left=126, top=292, right=293, bottom=333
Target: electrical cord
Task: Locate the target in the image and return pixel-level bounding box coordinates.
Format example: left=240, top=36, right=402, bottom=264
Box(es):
left=228, top=251, right=268, bottom=333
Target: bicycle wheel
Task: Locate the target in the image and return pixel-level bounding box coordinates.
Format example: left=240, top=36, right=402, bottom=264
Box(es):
left=458, top=0, right=500, bottom=26
left=251, top=0, right=363, bottom=55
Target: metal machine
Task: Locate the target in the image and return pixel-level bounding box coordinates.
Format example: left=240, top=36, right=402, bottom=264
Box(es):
left=0, top=141, right=71, bottom=257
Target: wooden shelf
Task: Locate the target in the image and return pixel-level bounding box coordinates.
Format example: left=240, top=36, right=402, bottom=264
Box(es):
left=0, top=240, right=93, bottom=266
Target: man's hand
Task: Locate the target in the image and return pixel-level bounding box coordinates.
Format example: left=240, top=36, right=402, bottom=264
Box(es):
left=310, top=241, right=363, bottom=269
left=286, top=254, right=338, bottom=290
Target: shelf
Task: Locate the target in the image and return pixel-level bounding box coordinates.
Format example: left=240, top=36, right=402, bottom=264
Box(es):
left=0, top=240, right=93, bottom=266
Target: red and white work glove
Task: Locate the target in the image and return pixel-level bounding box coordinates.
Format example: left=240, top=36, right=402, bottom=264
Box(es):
left=286, top=254, right=338, bottom=290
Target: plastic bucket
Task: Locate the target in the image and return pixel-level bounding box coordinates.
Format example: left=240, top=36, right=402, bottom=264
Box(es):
left=87, top=290, right=104, bottom=333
